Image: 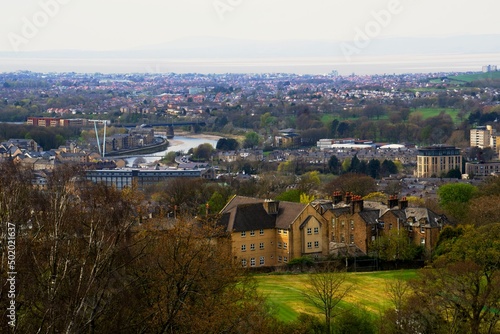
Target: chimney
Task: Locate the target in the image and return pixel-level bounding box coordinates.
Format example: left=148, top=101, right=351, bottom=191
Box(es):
left=388, top=195, right=399, bottom=209
left=344, top=192, right=352, bottom=205
left=350, top=195, right=364, bottom=214
left=263, top=200, right=280, bottom=215
left=333, top=191, right=343, bottom=205
left=399, top=197, right=408, bottom=210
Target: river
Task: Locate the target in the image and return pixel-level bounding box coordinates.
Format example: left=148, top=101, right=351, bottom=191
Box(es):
left=125, top=134, right=220, bottom=166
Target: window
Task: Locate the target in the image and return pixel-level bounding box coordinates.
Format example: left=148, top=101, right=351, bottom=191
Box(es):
left=314, top=241, right=319, bottom=248
left=283, top=230, right=288, bottom=235
left=420, top=238, right=425, bottom=245
left=250, top=258, right=256, bottom=267
left=259, top=242, right=264, bottom=250
left=314, top=227, right=319, bottom=234
left=250, top=243, right=255, bottom=251
left=341, top=220, right=345, bottom=227
left=420, top=225, right=425, bottom=233
left=284, top=256, right=288, bottom=263
left=250, top=230, right=255, bottom=236
left=278, top=229, right=282, bottom=234
left=241, top=231, right=246, bottom=237
left=277, top=242, right=282, bottom=249
left=350, top=234, right=354, bottom=244
left=307, top=227, right=312, bottom=235
left=260, top=256, right=265, bottom=266
left=350, top=220, right=354, bottom=230
left=260, top=229, right=264, bottom=235
left=278, top=256, right=282, bottom=263
left=307, top=242, right=312, bottom=249
left=283, top=242, right=288, bottom=249
left=389, top=223, right=393, bottom=230
left=241, top=259, right=247, bottom=267
left=241, top=244, right=246, bottom=252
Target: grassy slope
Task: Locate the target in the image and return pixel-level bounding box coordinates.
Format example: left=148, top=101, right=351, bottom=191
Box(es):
left=411, top=107, right=461, bottom=123
left=255, top=269, right=417, bottom=322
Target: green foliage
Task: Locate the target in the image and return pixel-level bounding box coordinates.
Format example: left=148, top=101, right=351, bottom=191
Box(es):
left=300, top=193, right=315, bottom=204
left=437, top=183, right=477, bottom=219
left=275, top=189, right=302, bottom=202
left=161, top=151, right=177, bottom=164
left=371, top=229, right=423, bottom=261
left=216, top=137, right=239, bottom=151
left=243, top=131, right=260, bottom=148
left=333, top=307, right=376, bottom=334
left=191, top=143, right=214, bottom=161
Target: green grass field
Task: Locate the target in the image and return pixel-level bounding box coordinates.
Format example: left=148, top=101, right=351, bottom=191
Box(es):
left=255, top=270, right=417, bottom=322
left=411, top=107, right=461, bottom=123
left=448, top=71, right=500, bottom=83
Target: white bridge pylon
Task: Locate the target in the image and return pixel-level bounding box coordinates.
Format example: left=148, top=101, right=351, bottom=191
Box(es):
left=89, top=120, right=108, bottom=157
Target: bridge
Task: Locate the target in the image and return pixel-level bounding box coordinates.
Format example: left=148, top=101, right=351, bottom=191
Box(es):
left=118, top=121, right=207, bottom=138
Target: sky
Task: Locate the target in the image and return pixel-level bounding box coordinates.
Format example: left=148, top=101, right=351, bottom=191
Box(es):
left=1, top=0, right=499, bottom=52
left=0, top=0, right=500, bottom=51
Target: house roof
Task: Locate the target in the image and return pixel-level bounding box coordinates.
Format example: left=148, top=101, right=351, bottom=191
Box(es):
left=219, top=195, right=307, bottom=231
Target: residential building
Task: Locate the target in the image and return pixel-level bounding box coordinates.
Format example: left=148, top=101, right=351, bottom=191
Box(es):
left=416, top=145, right=462, bottom=178
left=465, top=161, right=500, bottom=177
left=219, top=194, right=448, bottom=267
left=219, top=196, right=328, bottom=267
left=470, top=125, right=494, bottom=148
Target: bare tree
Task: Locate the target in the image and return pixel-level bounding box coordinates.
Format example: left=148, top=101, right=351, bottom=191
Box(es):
left=303, top=264, right=353, bottom=334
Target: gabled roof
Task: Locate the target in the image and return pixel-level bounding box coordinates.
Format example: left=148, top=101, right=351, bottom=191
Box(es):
left=219, top=195, right=307, bottom=231
left=276, top=201, right=307, bottom=229
left=359, top=210, right=380, bottom=225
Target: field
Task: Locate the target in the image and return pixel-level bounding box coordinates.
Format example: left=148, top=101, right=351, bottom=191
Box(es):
left=411, top=107, right=461, bottom=123
left=254, top=269, right=417, bottom=322
left=448, top=71, right=500, bottom=83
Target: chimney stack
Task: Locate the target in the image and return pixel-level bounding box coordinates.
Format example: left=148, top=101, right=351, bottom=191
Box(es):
left=333, top=191, right=343, bottom=205
left=388, top=195, right=399, bottom=209
left=345, top=192, right=352, bottom=205
left=399, top=197, right=408, bottom=210
left=350, top=195, right=364, bottom=214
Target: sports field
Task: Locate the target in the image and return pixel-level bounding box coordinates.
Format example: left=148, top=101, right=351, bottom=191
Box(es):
left=255, top=269, right=417, bottom=322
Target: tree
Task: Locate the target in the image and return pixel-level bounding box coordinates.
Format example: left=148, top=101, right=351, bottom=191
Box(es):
left=328, top=155, right=340, bottom=174
left=324, top=173, right=377, bottom=197
left=243, top=131, right=260, bottom=148
left=14, top=165, right=139, bottom=333
left=380, top=159, right=398, bottom=177
left=437, top=183, right=478, bottom=221
left=303, top=265, right=353, bottom=334
left=134, top=220, right=272, bottom=333
left=445, top=168, right=462, bottom=179
left=368, top=159, right=381, bottom=179
left=192, top=143, right=214, bottom=161
left=465, top=195, right=500, bottom=227
left=410, top=224, right=500, bottom=334
left=216, top=137, right=239, bottom=151
left=370, top=229, right=423, bottom=263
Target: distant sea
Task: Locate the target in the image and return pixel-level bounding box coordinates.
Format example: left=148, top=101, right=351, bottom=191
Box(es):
left=1, top=53, right=499, bottom=75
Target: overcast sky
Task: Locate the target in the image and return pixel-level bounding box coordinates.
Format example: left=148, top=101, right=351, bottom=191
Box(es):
left=1, top=0, right=499, bottom=52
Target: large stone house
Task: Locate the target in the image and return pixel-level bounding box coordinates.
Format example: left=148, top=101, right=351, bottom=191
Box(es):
left=219, top=193, right=448, bottom=267
left=219, top=196, right=328, bottom=267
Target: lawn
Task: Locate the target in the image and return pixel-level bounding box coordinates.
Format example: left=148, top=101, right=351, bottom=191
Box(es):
left=254, top=269, right=417, bottom=322
left=448, top=71, right=500, bottom=83
left=411, top=107, right=461, bottom=123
